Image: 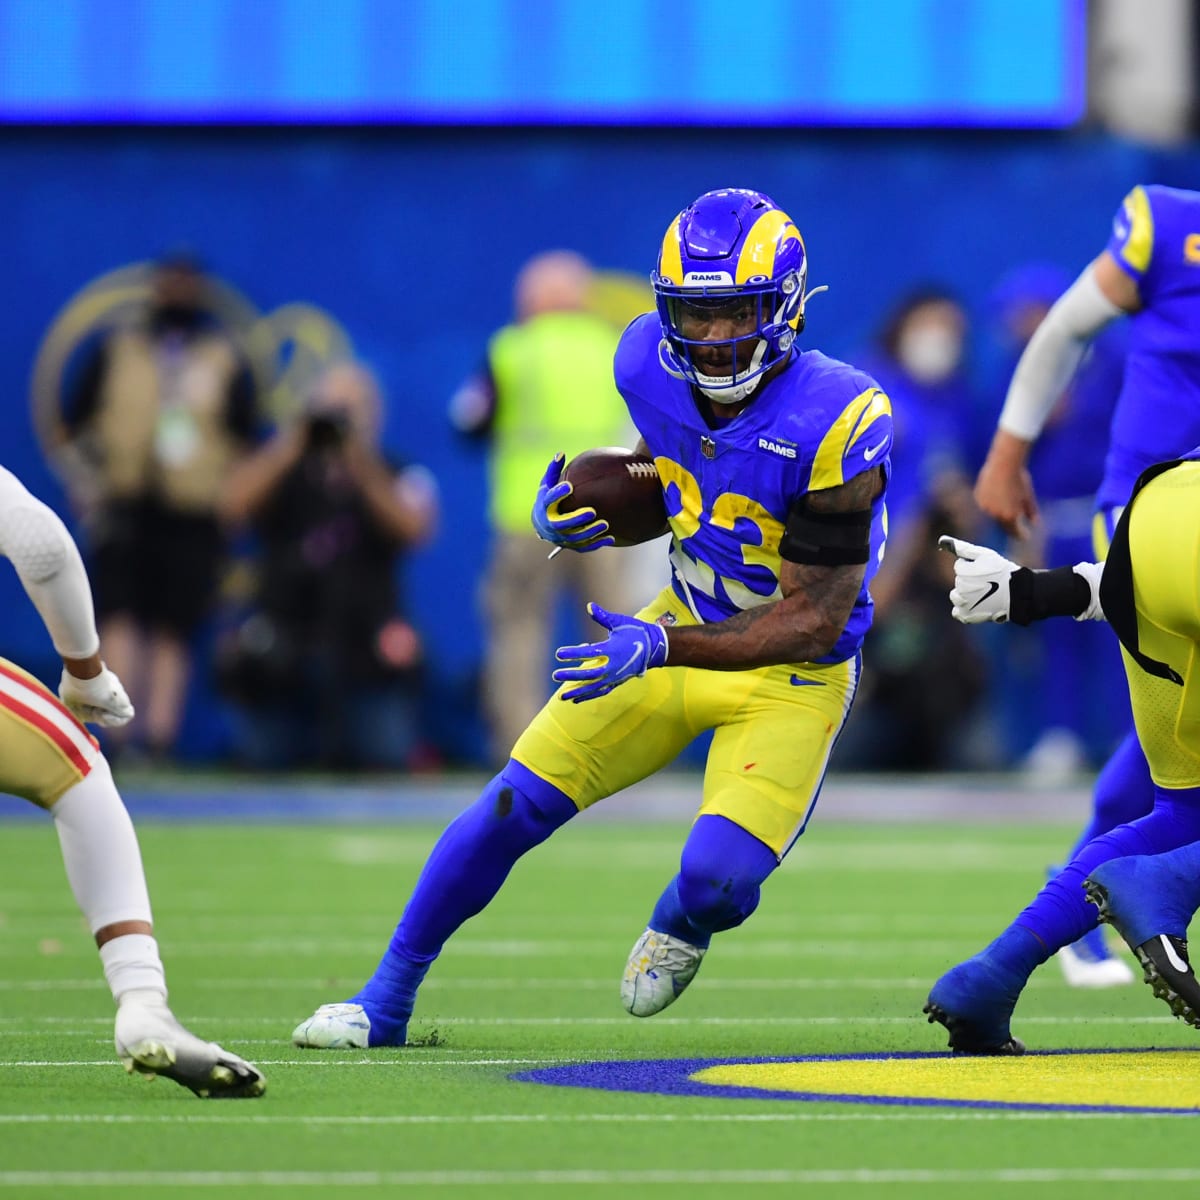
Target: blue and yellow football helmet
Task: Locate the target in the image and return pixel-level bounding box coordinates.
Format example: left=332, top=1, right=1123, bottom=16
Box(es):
left=653, top=188, right=812, bottom=404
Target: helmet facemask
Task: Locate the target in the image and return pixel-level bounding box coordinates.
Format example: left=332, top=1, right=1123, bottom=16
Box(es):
left=651, top=188, right=812, bottom=405
left=656, top=270, right=805, bottom=404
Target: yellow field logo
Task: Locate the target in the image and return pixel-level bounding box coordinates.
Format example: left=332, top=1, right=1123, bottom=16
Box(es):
left=513, top=1050, right=1200, bottom=1114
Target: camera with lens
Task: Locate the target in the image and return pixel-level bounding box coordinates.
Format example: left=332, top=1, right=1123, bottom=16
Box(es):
left=305, top=409, right=351, bottom=449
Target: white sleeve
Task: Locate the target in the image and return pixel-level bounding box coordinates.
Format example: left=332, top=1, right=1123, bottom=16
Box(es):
left=0, top=467, right=100, bottom=659
left=997, top=268, right=1126, bottom=441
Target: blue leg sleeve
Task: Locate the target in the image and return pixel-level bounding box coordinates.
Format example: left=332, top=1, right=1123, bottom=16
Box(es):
left=989, top=785, right=1200, bottom=981
left=1064, top=729, right=1154, bottom=860
left=350, top=761, right=578, bottom=1039
left=649, top=814, right=779, bottom=950
left=1098, top=839, right=1200, bottom=944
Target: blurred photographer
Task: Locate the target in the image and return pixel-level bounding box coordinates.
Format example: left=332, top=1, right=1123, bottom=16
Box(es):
left=55, top=252, right=260, bottom=762
left=218, top=361, right=438, bottom=770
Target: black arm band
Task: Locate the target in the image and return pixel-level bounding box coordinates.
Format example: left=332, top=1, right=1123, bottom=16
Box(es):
left=780, top=495, right=872, bottom=566
left=1008, top=565, right=1091, bottom=626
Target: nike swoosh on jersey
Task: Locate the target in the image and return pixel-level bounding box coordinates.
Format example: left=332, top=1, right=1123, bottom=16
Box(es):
left=789, top=675, right=827, bottom=687
left=862, top=440, right=887, bottom=461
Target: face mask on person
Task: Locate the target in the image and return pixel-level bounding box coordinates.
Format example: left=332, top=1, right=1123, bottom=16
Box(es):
left=151, top=303, right=204, bottom=333
left=897, top=324, right=963, bottom=384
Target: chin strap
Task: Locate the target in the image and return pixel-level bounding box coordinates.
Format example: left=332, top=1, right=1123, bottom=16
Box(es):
left=696, top=338, right=770, bottom=404
left=698, top=373, right=764, bottom=406
left=656, top=337, right=767, bottom=405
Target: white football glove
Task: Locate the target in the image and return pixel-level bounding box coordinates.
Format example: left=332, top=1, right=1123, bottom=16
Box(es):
left=1071, top=559, right=1107, bottom=622
left=59, top=665, right=135, bottom=727
left=938, top=535, right=1018, bottom=624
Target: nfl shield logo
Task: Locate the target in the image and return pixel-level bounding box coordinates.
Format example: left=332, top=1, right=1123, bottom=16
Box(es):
left=700, top=436, right=716, bottom=460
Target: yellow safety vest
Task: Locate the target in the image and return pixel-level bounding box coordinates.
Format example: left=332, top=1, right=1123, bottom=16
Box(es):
left=487, top=310, right=628, bottom=534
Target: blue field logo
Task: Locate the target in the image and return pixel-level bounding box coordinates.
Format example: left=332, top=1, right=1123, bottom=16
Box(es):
left=512, top=1049, right=1200, bottom=1115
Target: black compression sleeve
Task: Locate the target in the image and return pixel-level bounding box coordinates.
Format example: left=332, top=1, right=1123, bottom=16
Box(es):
left=780, top=495, right=872, bottom=566
left=1008, top=565, right=1092, bottom=626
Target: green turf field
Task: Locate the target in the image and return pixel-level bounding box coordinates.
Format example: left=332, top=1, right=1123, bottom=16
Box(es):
left=1, top=811, right=1197, bottom=1199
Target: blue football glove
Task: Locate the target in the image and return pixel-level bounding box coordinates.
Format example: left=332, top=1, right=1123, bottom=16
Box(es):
left=531, top=455, right=614, bottom=552
left=552, top=603, right=669, bottom=702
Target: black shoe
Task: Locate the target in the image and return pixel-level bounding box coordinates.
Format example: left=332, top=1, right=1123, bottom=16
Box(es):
left=1132, top=933, right=1200, bottom=1029
left=923, top=957, right=1026, bottom=1056
left=923, top=999, right=1026, bottom=1056
left=1084, top=871, right=1200, bottom=1029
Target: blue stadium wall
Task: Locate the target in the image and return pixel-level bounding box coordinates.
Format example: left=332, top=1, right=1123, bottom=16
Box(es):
left=0, top=127, right=1181, bottom=763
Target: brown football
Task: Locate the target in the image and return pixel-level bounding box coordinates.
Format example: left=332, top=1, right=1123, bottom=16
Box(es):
left=561, top=447, right=668, bottom=546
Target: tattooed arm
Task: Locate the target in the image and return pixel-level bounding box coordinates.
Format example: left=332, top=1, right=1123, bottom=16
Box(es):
left=664, top=466, right=883, bottom=670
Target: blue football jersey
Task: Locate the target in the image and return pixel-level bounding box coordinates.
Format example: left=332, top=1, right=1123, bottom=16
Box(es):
left=1100, top=185, right=1200, bottom=509
left=614, top=313, right=892, bottom=664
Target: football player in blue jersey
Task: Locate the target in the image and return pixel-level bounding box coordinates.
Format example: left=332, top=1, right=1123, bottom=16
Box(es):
left=973, top=185, right=1200, bottom=987
left=292, top=188, right=894, bottom=1048
left=929, top=448, right=1200, bottom=1048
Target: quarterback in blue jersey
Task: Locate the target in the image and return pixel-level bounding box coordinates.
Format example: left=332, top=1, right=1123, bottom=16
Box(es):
left=292, top=188, right=893, bottom=1048
left=974, top=184, right=1200, bottom=987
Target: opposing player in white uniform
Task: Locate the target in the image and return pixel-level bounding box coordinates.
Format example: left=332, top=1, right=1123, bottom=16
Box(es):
left=0, top=464, right=264, bottom=1098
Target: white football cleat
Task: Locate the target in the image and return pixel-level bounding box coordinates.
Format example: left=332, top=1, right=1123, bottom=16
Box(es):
left=1056, top=933, right=1136, bottom=988
left=292, top=1002, right=372, bottom=1049
left=621, top=928, right=706, bottom=1017
left=1046, top=868, right=1135, bottom=988
left=114, top=996, right=265, bottom=1099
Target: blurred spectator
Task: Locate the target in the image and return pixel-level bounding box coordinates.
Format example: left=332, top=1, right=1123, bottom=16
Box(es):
left=56, top=252, right=259, bottom=762
left=836, top=288, right=992, bottom=771
left=985, top=263, right=1129, bottom=777
left=863, top=286, right=982, bottom=526
left=217, top=361, right=437, bottom=770
left=449, top=250, right=641, bottom=766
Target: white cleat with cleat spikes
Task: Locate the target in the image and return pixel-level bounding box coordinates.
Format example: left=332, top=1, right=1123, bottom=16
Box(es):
left=621, top=928, right=706, bottom=1017
left=115, top=993, right=266, bottom=1099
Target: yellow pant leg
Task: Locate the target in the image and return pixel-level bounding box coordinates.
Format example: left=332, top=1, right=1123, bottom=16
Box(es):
left=512, top=588, right=707, bottom=806
left=1092, top=507, right=1121, bottom=559
left=699, top=656, right=858, bottom=857
left=0, top=657, right=100, bottom=808
left=512, top=585, right=860, bottom=853
left=1124, top=462, right=1200, bottom=787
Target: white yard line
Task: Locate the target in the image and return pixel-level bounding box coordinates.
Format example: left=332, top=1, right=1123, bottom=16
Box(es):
left=0, top=976, right=943, bottom=998
left=1, top=1167, right=1198, bottom=1187
left=0, top=1057, right=569, bottom=1068
left=0, top=939, right=1002, bottom=960
left=0, top=1011, right=1192, bottom=1064
left=0, top=1110, right=1183, bottom=1126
